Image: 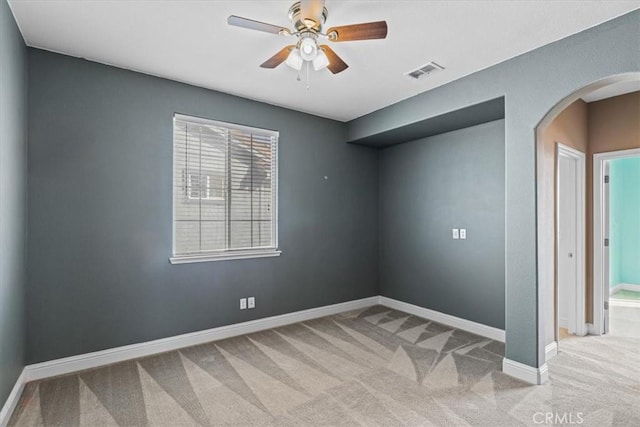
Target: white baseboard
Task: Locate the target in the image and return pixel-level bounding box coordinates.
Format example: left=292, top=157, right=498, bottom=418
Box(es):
left=610, top=283, right=640, bottom=294
left=610, top=284, right=640, bottom=309
left=545, top=341, right=558, bottom=362
left=623, top=283, right=640, bottom=292
left=377, top=296, right=505, bottom=342
left=502, top=358, right=548, bottom=385
left=1, top=293, right=537, bottom=424
left=4, top=294, right=511, bottom=421
left=22, top=296, right=378, bottom=382
left=587, top=323, right=601, bottom=336
left=0, top=370, right=26, bottom=427
left=610, top=284, right=624, bottom=295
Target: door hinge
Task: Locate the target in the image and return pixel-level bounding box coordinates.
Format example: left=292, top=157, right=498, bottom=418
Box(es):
left=604, top=175, right=609, bottom=184
left=604, top=238, right=609, bottom=247
left=604, top=301, right=609, bottom=310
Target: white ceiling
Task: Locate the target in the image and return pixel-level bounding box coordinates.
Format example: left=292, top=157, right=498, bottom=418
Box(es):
left=8, top=0, right=640, bottom=121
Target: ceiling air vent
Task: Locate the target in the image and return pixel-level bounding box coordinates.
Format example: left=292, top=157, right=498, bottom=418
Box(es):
left=405, top=62, right=444, bottom=80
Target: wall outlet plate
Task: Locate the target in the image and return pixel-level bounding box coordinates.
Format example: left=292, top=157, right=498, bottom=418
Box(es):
left=248, top=297, right=255, bottom=309
left=452, top=229, right=459, bottom=239
left=240, top=298, right=247, bottom=310
left=460, top=229, right=466, bottom=239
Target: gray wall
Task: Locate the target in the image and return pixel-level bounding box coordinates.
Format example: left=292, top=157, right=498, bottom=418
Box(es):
left=26, top=49, right=378, bottom=364
left=379, top=120, right=505, bottom=329
left=348, top=10, right=640, bottom=368
left=0, top=0, right=28, bottom=406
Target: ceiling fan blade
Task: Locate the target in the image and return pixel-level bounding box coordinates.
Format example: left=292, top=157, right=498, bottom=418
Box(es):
left=300, top=0, right=326, bottom=24
left=228, top=15, right=289, bottom=35
left=260, top=45, right=296, bottom=69
left=320, top=45, right=349, bottom=74
left=326, top=21, right=388, bottom=42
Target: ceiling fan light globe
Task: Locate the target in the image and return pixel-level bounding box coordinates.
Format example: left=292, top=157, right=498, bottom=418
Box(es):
left=313, top=50, right=329, bottom=71
left=299, top=37, right=318, bottom=61
left=285, top=48, right=303, bottom=70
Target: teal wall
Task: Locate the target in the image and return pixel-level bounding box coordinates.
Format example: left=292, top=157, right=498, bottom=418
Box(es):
left=610, top=156, right=640, bottom=288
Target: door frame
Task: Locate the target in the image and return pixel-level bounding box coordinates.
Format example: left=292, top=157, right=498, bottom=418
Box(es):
left=593, top=147, right=640, bottom=335
left=556, top=143, right=586, bottom=337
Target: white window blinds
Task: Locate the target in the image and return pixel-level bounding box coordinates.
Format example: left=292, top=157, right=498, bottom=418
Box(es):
left=172, top=114, right=278, bottom=260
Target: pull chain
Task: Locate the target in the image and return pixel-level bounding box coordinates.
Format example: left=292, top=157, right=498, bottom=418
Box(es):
left=306, top=61, right=310, bottom=90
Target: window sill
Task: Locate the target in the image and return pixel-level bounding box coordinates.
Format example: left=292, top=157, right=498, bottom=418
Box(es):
left=169, top=250, right=281, bottom=264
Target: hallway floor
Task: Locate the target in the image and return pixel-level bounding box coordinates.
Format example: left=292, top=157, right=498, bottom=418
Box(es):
left=610, top=296, right=640, bottom=339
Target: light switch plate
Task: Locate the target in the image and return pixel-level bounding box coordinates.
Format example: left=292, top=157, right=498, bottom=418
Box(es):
left=240, top=298, right=247, bottom=310
left=460, top=229, right=466, bottom=239
left=452, top=229, right=459, bottom=239
left=248, top=297, right=255, bottom=309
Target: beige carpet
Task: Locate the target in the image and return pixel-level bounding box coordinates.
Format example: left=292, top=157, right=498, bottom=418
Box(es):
left=9, top=305, right=640, bottom=426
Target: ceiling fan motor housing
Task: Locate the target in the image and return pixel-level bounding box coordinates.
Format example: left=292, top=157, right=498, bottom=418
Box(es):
left=288, top=1, right=328, bottom=32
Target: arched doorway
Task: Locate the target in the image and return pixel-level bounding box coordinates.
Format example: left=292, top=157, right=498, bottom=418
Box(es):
left=535, top=73, right=640, bottom=362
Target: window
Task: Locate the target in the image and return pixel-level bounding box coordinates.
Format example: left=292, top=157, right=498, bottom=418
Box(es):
left=171, top=114, right=280, bottom=263
left=186, top=172, right=225, bottom=201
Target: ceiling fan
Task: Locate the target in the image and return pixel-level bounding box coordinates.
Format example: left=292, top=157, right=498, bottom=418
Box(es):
left=227, top=0, right=388, bottom=74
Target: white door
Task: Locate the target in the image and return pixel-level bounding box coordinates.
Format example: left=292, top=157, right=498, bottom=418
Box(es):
left=558, top=154, right=578, bottom=334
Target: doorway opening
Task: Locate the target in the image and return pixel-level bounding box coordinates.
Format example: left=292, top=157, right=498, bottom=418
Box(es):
left=593, top=149, right=640, bottom=338
left=535, top=74, right=640, bottom=363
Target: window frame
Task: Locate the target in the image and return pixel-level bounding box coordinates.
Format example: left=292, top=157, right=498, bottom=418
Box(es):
left=169, top=113, right=281, bottom=264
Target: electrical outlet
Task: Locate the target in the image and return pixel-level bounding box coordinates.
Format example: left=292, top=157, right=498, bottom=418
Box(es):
left=460, top=229, right=466, bottom=239
left=240, top=298, right=247, bottom=310
left=248, top=297, right=255, bottom=309
left=452, top=229, right=459, bottom=240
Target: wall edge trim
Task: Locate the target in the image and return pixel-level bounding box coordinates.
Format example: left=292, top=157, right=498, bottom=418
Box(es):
left=6, top=294, right=514, bottom=420
left=621, top=283, right=640, bottom=292
left=377, top=296, right=505, bottom=342
left=502, top=357, right=549, bottom=385
left=545, top=341, right=558, bottom=362
left=21, top=296, right=378, bottom=382
left=0, top=369, right=26, bottom=427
